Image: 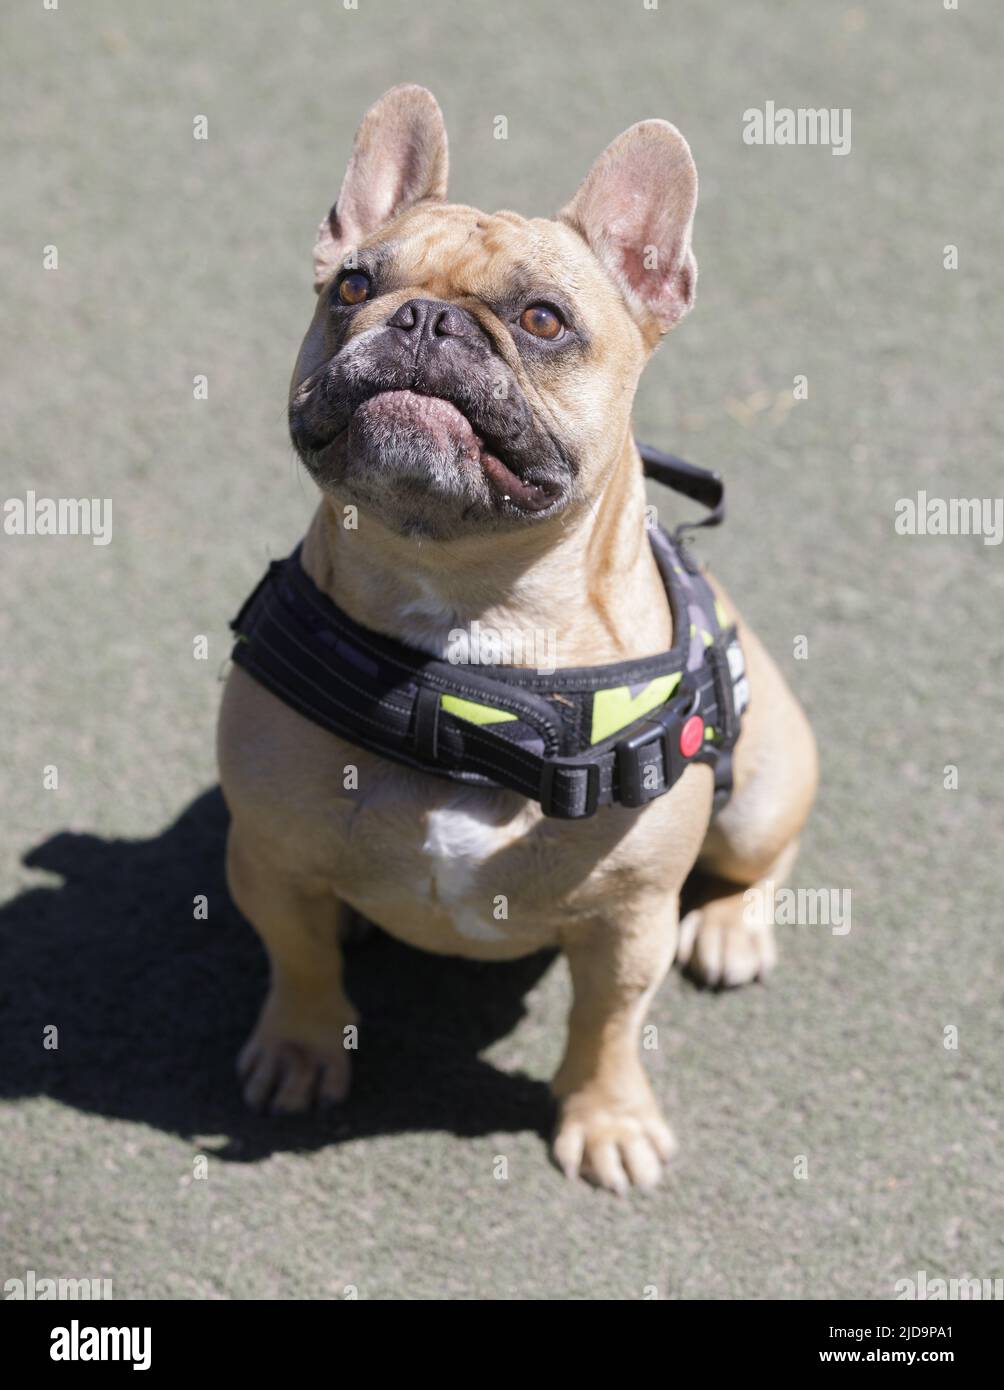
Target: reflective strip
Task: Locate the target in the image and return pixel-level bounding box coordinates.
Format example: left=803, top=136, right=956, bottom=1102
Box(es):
left=590, top=671, right=682, bottom=745
left=440, top=694, right=518, bottom=726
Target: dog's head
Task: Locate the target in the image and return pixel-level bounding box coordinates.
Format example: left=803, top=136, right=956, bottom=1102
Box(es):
left=289, top=85, right=698, bottom=541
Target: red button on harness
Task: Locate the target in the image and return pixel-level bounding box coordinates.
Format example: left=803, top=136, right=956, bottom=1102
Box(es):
left=679, top=714, right=704, bottom=759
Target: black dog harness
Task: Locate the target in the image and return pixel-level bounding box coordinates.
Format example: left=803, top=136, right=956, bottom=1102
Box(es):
left=229, top=444, right=748, bottom=820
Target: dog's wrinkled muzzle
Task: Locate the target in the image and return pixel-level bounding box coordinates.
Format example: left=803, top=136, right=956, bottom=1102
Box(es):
left=288, top=295, right=570, bottom=528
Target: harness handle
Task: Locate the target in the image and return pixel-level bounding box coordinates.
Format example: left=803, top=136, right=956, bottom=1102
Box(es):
left=637, top=440, right=725, bottom=541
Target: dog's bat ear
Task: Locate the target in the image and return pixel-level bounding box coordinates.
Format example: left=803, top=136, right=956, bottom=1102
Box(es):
left=313, top=84, right=449, bottom=291
left=560, top=120, right=698, bottom=339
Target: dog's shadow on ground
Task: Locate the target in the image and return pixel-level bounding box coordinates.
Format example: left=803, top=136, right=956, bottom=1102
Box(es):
left=0, top=788, right=556, bottom=1160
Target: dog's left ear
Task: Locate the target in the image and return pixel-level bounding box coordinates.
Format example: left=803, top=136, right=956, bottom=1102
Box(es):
left=560, top=120, right=698, bottom=340
left=313, top=84, right=449, bottom=290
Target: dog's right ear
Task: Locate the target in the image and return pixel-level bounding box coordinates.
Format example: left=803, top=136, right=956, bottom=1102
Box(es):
left=312, top=84, right=449, bottom=291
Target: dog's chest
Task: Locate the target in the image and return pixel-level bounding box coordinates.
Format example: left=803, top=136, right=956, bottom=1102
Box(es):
left=331, top=769, right=562, bottom=957
left=418, top=800, right=523, bottom=942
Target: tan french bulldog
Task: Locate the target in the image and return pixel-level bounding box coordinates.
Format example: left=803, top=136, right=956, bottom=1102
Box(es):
left=217, top=85, right=817, bottom=1193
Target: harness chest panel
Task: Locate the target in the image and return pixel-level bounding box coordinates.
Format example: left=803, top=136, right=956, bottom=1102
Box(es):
left=229, top=445, right=748, bottom=820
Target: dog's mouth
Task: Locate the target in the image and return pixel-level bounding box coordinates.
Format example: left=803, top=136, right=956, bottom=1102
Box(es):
left=292, top=384, right=563, bottom=516
left=356, top=390, right=558, bottom=512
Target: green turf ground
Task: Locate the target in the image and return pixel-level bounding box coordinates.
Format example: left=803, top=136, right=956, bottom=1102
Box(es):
left=2, top=0, right=1002, bottom=1299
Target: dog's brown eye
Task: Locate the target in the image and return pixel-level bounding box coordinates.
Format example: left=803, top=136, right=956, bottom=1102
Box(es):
left=337, top=272, right=371, bottom=306
left=519, top=304, right=563, bottom=339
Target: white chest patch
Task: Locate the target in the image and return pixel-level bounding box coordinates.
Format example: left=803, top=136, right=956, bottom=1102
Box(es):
left=421, top=796, right=524, bottom=942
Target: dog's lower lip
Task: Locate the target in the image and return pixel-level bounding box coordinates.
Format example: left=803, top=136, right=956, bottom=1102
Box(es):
left=477, top=447, right=556, bottom=511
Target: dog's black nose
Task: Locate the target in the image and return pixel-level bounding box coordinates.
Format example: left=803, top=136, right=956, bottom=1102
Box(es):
left=387, top=298, right=479, bottom=341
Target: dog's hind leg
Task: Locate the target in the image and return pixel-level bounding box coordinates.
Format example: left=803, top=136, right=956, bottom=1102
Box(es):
left=677, top=617, right=818, bottom=987
left=226, top=820, right=358, bottom=1113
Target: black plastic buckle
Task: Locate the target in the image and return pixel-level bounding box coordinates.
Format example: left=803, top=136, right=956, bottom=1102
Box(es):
left=615, top=684, right=700, bottom=809
left=539, top=758, right=601, bottom=819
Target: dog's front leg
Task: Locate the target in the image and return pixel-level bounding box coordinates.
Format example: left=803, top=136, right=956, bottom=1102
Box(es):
left=552, top=904, right=678, bottom=1193
left=226, top=821, right=358, bottom=1114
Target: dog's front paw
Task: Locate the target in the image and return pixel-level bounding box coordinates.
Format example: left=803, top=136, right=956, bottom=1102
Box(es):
left=676, top=904, right=777, bottom=987
left=237, top=993, right=355, bottom=1114
left=552, top=1084, right=677, bottom=1194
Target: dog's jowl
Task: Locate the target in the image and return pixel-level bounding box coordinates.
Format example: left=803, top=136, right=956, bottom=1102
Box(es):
left=217, top=85, right=817, bottom=1194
